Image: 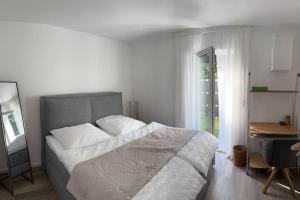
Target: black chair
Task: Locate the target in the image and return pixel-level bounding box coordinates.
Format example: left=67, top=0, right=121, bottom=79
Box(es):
left=262, top=139, right=300, bottom=197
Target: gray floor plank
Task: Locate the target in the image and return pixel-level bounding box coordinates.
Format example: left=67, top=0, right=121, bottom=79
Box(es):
left=206, top=152, right=300, bottom=200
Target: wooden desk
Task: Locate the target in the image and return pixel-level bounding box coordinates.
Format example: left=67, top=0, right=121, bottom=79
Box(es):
left=250, top=122, right=298, bottom=136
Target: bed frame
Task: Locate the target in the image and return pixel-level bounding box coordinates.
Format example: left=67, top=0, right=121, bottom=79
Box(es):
left=40, top=92, right=213, bottom=200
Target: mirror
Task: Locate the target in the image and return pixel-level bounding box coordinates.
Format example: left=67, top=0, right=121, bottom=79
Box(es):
left=0, top=81, right=33, bottom=195
left=1, top=83, right=25, bottom=154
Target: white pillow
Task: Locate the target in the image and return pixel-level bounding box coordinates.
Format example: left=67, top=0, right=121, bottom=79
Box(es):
left=96, top=115, right=147, bottom=136
left=50, top=123, right=111, bottom=150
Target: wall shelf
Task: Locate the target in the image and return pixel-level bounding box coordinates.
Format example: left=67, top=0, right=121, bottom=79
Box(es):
left=250, top=90, right=298, bottom=93
left=249, top=153, right=271, bottom=169
left=246, top=73, right=300, bottom=176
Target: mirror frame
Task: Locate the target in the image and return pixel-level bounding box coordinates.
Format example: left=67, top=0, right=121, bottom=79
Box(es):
left=0, top=81, right=33, bottom=195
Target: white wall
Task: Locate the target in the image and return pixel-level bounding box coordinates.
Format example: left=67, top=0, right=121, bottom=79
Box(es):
left=1, top=23, right=299, bottom=170
left=131, top=35, right=176, bottom=126
left=250, top=28, right=300, bottom=126
left=0, top=22, right=132, bottom=169
left=131, top=27, right=300, bottom=129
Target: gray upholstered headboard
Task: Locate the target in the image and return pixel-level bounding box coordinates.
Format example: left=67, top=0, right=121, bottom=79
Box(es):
left=40, top=92, right=122, bottom=168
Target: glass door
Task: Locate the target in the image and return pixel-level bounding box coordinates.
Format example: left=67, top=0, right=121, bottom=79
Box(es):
left=197, top=47, right=219, bottom=137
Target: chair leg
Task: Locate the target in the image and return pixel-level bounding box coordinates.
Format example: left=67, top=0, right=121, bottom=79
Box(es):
left=286, top=168, right=293, bottom=179
left=262, top=167, right=278, bottom=193
left=282, top=168, right=296, bottom=198
left=264, top=167, right=272, bottom=175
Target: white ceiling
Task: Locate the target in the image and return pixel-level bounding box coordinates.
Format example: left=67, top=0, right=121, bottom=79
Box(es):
left=0, top=0, right=300, bottom=41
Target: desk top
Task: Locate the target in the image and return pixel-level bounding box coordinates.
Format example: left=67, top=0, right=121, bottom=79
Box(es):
left=250, top=122, right=298, bottom=136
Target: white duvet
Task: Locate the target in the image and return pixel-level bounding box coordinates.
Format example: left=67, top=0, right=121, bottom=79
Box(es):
left=120, top=122, right=218, bottom=178
left=47, top=122, right=218, bottom=200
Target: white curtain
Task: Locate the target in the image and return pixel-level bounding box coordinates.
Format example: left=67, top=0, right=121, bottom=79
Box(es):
left=175, top=34, right=206, bottom=129
left=176, top=29, right=250, bottom=158
left=216, top=30, right=250, bottom=157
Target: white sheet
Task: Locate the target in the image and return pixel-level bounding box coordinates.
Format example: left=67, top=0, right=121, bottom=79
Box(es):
left=46, top=135, right=65, bottom=161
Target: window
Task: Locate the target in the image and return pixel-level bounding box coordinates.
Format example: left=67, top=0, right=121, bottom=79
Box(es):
left=2, top=112, right=21, bottom=144
left=197, top=47, right=219, bottom=137
left=7, top=114, right=20, bottom=136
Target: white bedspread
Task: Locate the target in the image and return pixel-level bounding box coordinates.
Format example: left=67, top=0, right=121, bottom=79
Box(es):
left=121, top=122, right=218, bottom=178
left=133, top=157, right=206, bottom=200
left=48, top=122, right=218, bottom=200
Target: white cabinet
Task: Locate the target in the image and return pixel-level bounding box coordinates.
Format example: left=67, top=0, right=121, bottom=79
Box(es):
left=271, top=32, right=293, bottom=71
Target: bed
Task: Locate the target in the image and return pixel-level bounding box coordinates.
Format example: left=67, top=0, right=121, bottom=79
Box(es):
left=40, top=92, right=217, bottom=200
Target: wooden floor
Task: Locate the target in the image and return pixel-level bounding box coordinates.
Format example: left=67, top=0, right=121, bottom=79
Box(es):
left=0, top=152, right=299, bottom=200
left=0, top=170, right=58, bottom=200
left=206, top=152, right=300, bottom=200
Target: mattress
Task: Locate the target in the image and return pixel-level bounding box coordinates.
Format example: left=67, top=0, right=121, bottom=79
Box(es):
left=47, top=122, right=217, bottom=178
left=46, top=135, right=207, bottom=200
left=46, top=135, right=65, bottom=161
left=46, top=123, right=218, bottom=200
